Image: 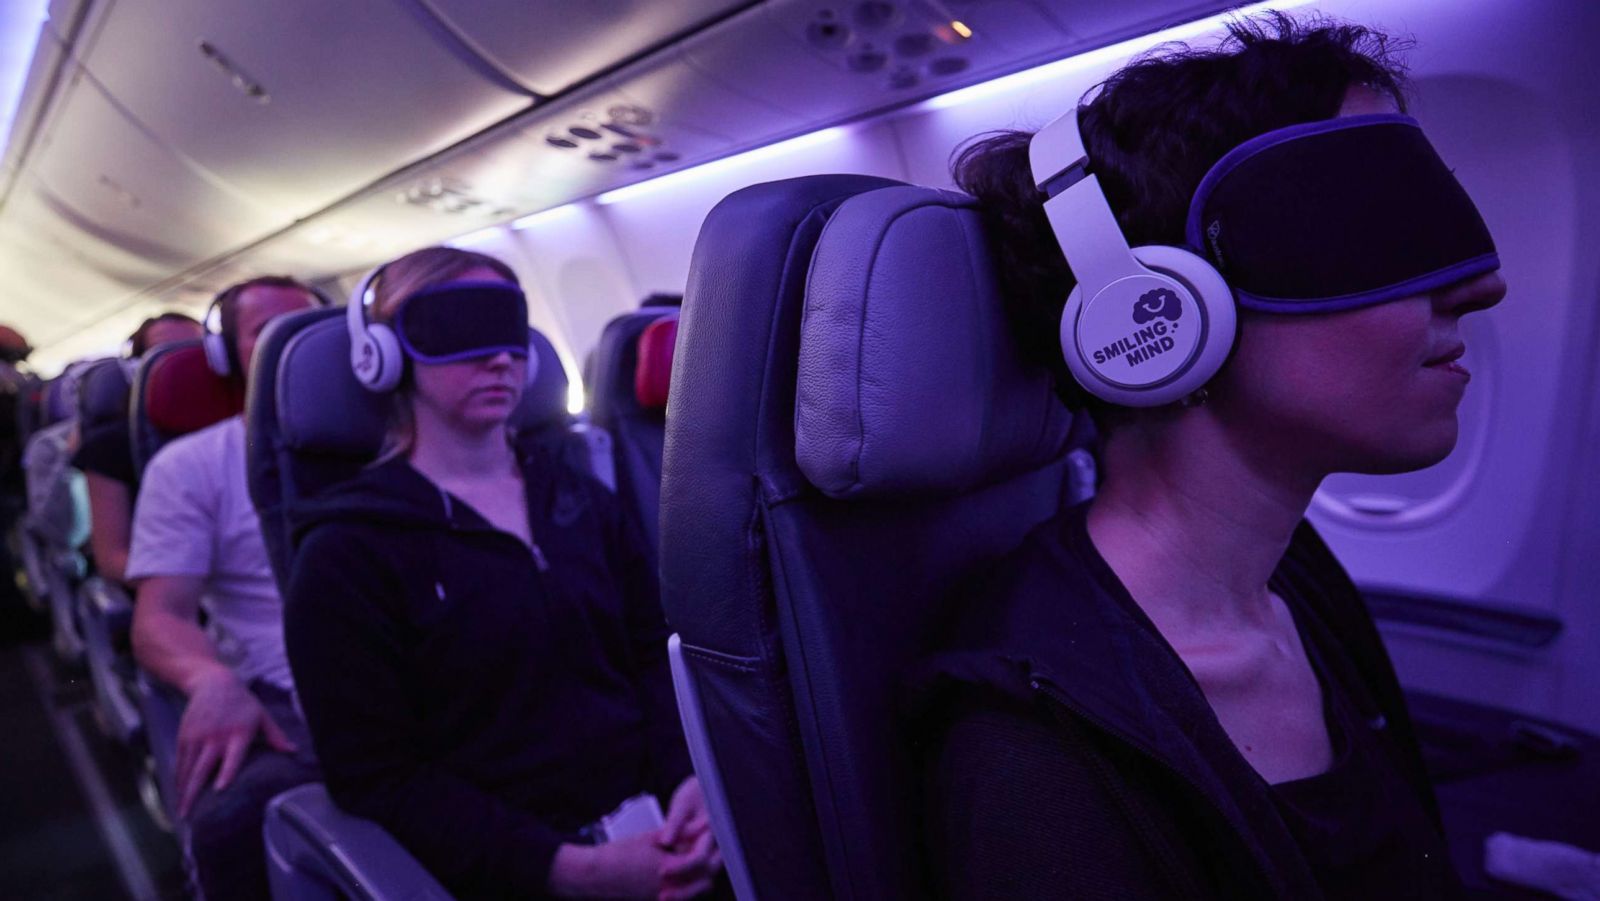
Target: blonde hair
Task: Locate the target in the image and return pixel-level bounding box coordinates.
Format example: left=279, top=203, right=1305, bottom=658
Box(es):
left=370, top=246, right=521, bottom=463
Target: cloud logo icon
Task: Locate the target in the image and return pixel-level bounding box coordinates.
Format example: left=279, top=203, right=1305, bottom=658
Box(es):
left=1132, top=287, right=1183, bottom=324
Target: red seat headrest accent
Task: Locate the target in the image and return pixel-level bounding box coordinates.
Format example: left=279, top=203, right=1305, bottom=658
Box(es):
left=145, top=345, right=244, bottom=436
left=634, top=316, right=677, bottom=411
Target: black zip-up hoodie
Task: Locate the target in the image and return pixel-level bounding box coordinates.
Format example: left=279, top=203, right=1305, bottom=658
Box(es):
left=283, top=438, right=691, bottom=900
left=905, top=504, right=1456, bottom=900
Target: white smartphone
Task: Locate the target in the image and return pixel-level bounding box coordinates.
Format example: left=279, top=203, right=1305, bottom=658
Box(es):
left=595, top=793, right=664, bottom=843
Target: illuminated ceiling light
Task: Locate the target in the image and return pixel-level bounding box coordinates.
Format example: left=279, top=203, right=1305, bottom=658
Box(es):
left=0, top=1, right=51, bottom=158
left=511, top=204, right=579, bottom=231
left=446, top=225, right=503, bottom=248
left=595, top=127, right=848, bottom=206
left=950, top=20, right=973, bottom=40
left=919, top=0, right=1316, bottom=112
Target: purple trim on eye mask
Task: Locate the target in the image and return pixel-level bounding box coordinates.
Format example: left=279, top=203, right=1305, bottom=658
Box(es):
left=1233, top=252, right=1501, bottom=314
left=396, top=335, right=530, bottom=365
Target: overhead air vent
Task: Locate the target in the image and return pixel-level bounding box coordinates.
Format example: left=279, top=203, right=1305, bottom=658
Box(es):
left=396, top=177, right=488, bottom=215
left=197, top=40, right=270, bottom=104
left=791, top=2, right=975, bottom=90
left=542, top=104, right=675, bottom=165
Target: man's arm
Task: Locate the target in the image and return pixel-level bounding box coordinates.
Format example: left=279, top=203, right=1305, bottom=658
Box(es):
left=127, top=439, right=292, bottom=818
left=132, top=575, right=295, bottom=818
left=84, top=472, right=133, bottom=584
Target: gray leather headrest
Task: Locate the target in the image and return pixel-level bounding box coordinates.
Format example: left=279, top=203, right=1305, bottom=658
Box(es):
left=796, top=186, right=1073, bottom=499
left=276, top=316, right=569, bottom=457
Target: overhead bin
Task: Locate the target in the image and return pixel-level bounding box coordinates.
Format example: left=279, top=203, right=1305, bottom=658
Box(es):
left=415, top=0, right=752, bottom=95
left=230, top=78, right=741, bottom=282
left=25, top=70, right=277, bottom=266
left=67, top=0, right=536, bottom=219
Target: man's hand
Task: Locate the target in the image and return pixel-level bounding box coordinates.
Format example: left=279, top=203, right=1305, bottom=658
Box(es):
left=174, top=668, right=296, bottom=818
left=657, top=777, right=721, bottom=900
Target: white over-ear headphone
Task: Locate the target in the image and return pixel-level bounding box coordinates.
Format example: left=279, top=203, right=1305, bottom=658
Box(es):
left=205, top=281, right=332, bottom=377
left=346, top=265, right=405, bottom=393
left=1029, top=109, right=1237, bottom=407
left=202, top=291, right=236, bottom=377
left=345, top=263, right=539, bottom=394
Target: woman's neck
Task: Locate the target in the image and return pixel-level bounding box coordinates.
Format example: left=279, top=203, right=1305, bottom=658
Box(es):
left=407, top=414, right=515, bottom=484
left=1086, top=411, right=1324, bottom=633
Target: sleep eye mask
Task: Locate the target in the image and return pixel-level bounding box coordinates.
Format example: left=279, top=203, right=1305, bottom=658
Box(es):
left=1186, top=113, right=1500, bottom=313
left=393, top=280, right=530, bottom=363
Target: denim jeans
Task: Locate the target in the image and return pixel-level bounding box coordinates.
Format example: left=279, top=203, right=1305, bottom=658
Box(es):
left=185, top=681, right=320, bottom=901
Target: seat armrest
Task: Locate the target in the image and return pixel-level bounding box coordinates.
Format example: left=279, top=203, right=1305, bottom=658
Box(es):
left=78, top=576, right=141, bottom=744
left=264, top=783, right=455, bottom=901
left=82, top=575, right=133, bottom=632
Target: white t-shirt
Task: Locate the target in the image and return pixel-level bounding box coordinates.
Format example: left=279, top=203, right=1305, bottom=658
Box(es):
left=127, top=415, right=292, bottom=690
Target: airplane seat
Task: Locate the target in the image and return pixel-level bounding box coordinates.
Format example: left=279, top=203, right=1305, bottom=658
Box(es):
left=128, top=340, right=247, bottom=829
left=588, top=303, right=679, bottom=554
left=19, top=414, right=88, bottom=660
left=659, top=174, right=1085, bottom=899
left=131, top=340, right=245, bottom=477
left=244, top=307, right=591, bottom=901
left=73, top=359, right=144, bottom=745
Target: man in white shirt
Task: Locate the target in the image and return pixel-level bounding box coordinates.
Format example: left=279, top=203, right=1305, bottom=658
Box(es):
left=127, top=277, right=320, bottom=900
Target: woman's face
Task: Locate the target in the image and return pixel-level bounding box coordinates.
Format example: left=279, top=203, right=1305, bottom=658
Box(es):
left=1205, top=85, right=1506, bottom=477
left=408, top=267, right=528, bottom=435
left=1212, top=271, right=1505, bottom=476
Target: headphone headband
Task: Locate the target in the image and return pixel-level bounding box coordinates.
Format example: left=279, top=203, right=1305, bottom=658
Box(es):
left=1029, top=108, right=1236, bottom=408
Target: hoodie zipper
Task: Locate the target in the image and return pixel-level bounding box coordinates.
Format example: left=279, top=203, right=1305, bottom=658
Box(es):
left=436, top=485, right=551, bottom=575
left=1029, top=675, right=1274, bottom=900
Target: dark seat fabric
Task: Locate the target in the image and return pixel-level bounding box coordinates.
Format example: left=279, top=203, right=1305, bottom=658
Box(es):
left=130, top=341, right=244, bottom=478
left=660, top=174, right=1078, bottom=899
left=244, top=307, right=583, bottom=592
left=588, top=305, right=680, bottom=555
left=77, top=359, right=132, bottom=430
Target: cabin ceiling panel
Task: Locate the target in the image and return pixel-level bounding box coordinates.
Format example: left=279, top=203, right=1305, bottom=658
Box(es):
left=27, top=69, right=278, bottom=265
left=416, top=0, right=752, bottom=95
left=70, top=0, right=535, bottom=219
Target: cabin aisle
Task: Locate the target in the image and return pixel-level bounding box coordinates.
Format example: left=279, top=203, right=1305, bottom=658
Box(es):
left=0, top=602, right=185, bottom=901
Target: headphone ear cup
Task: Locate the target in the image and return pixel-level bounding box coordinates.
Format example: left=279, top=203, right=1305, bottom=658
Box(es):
left=361, top=323, right=404, bottom=393
left=1060, top=244, right=1235, bottom=407
left=202, top=332, right=232, bottom=377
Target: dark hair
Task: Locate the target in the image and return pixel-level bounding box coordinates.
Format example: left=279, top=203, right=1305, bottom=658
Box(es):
left=214, top=275, right=320, bottom=348
left=953, top=12, right=1411, bottom=415
left=129, top=311, right=201, bottom=357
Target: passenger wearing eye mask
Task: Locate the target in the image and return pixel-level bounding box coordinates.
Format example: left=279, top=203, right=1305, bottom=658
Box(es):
left=907, top=15, right=1503, bottom=899
left=285, top=246, right=722, bottom=900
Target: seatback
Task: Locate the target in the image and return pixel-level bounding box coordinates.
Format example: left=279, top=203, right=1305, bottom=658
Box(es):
left=77, top=358, right=133, bottom=436
left=130, top=341, right=244, bottom=479
left=661, top=179, right=1078, bottom=899
left=589, top=304, right=679, bottom=553
left=245, top=307, right=591, bottom=592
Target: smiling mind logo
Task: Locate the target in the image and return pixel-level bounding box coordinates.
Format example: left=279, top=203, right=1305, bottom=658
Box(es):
left=1091, top=288, right=1184, bottom=368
